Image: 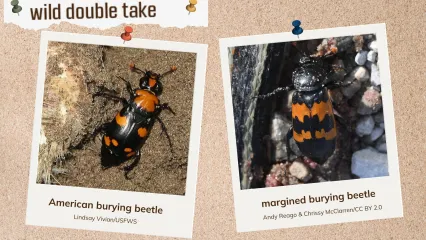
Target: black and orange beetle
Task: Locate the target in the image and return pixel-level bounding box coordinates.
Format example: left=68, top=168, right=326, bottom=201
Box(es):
left=257, top=55, right=351, bottom=164
left=91, top=64, right=177, bottom=179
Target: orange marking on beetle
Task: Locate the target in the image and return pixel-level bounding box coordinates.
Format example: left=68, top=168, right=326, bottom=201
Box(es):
left=293, top=130, right=312, bottom=143
left=149, top=78, right=157, bottom=87
left=311, top=100, right=333, bottom=122
left=138, top=128, right=148, bottom=138
left=104, top=136, right=111, bottom=146
left=126, top=152, right=135, bottom=157
left=111, top=139, right=119, bottom=147
left=292, top=103, right=311, bottom=123
left=315, top=127, right=337, bottom=140
left=124, top=148, right=132, bottom=153
left=115, top=113, right=127, bottom=127
left=133, top=90, right=159, bottom=112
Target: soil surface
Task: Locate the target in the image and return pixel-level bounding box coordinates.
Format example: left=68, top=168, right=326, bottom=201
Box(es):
left=38, top=42, right=196, bottom=195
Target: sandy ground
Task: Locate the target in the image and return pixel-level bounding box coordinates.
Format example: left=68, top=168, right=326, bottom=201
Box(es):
left=38, top=42, right=196, bottom=195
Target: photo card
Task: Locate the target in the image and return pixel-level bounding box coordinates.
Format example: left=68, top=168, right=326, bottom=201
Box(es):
left=26, top=31, right=207, bottom=238
left=220, top=23, right=403, bottom=232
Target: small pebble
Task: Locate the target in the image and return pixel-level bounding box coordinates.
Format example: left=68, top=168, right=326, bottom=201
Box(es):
left=265, top=174, right=280, bottom=187
left=289, top=161, right=312, bottom=182
left=371, top=63, right=381, bottom=86
left=344, top=66, right=369, bottom=85
left=342, top=80, right=361, bottom=99
left=352, top=137, right=361, bottom=152
left=353, top=35, right=364, bottom=52
left=354, top=66, right=370, bottom=82
left=274, top=142, right=287, bottom=161
left=365, top=61, right=373, bottom=69
left=363, top=127, right=384, bottom=144
left=368, top=41, right=378, bottom=52
left=376, top=134, right=386, bottom=145
left=376, top=142, right=387, bottom=153
left=355, top=51, right=368, bottom=65
left=367, top=51, right=377, bottom=62
left=337, top=37, right=354, bottom=52
left=288, top=176, right=300, bottom=185
left=290, top=138, right=302, bottom=157
left=357, top=87, right=382, bottom=115
left=270, top=112, right=291, bottom=143
left=352, top=147, right=389, bottom=178
left=373, top=112, right=384, bottom=123
left=356, top=115, right=375, bottom=137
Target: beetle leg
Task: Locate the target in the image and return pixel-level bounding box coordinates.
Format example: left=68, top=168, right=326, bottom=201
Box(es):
left=124, top=151, right=141, bottom=180
left=286, top=126, right=294, bottom=161
left=155, top=116, right=174, bottom=157
left=91, top=123, right=110, bottom=141
left=333, top=114, right=351, bottom=133
left=158, top=103, right=176, bottom=115
left=254, top=85, right=295, bottom=101
left=116, top=76, right=134, bottom=96
left=92, top=91, right=128, bottom=106
left=325, top=78, right=356, bottom=89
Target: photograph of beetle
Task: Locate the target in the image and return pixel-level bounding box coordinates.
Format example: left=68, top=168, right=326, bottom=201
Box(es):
left=229, top=34, right=389, bottom=189
left=37, top=41, right=196, bottom=195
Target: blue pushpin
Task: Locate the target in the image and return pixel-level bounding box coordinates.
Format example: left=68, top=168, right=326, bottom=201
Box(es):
left=292, top=20, right=303, bottom=38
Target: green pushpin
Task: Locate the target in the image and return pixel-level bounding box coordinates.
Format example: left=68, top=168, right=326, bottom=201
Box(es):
left=11, top=0, right=22, bottom=16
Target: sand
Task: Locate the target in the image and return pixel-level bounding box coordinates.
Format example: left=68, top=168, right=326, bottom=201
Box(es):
left=38, top=41, right=196, bottom=195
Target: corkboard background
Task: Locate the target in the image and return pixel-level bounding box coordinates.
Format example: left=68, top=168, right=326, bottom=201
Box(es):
left=0, top=0, right=425, bottom=239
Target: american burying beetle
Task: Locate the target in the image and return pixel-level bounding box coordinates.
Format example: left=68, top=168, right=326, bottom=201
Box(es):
left=256, top=55, right=352, bottom=164
left=90, top=64, right=177, bottom=179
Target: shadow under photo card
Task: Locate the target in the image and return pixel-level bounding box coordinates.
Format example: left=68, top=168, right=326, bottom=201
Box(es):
left=26, top=31, right=207, bottom=238
left=220, top=23, right=403, bottom=232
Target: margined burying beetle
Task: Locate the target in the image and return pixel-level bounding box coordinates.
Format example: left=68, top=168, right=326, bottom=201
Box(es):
left=256, top=53, right=354, bottom=165
left=89, top=64, right=177, bottom=179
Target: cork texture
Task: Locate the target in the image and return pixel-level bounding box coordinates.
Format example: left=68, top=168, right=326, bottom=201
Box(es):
left=0, top=0, right=425, bottom=239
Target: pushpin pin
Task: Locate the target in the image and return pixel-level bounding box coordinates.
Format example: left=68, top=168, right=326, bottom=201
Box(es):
left=292, top=20, right=303, bottom=39
left=186, top=0, right=197, bottom=15
left=11, top=0, right=22, bottom=16
left=121, top=26, right=133, bottom=44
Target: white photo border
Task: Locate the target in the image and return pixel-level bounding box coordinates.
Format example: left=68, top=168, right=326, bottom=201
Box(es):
left=26, top=31, right=208, bottom=238
left=220, top=23, right=403, bottom=232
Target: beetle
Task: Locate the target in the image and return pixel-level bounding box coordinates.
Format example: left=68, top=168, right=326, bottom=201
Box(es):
left=90, top=64, right=177, bottom=179
left=256, top=55, right=352, bottom=164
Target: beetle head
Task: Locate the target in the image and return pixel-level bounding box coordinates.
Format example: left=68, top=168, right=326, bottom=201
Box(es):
left=139, top=71, right=163, bottom=96
left=292, top=57, right=327, bottom=92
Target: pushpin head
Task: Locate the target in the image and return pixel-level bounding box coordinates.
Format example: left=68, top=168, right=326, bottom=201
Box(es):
left=121, top=26, right=133, bottom=42
left=11, top=0, right=22, bottom=14
left=292, top=20, right=303, bottom=36
left=186, top=0, right=197, bottom=13
left=292, top=20, right=301, bottom=27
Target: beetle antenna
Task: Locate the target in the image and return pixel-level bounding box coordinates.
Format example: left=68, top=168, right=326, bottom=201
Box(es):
left=253, top=85, right=294, bottom=100
left=158, top=66, right=177, bottom=80
left=129, top=63, right=146, bottom=75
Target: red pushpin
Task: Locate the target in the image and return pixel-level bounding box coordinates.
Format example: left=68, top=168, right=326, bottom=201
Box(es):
left=121, top=26, right=133, bottom=44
